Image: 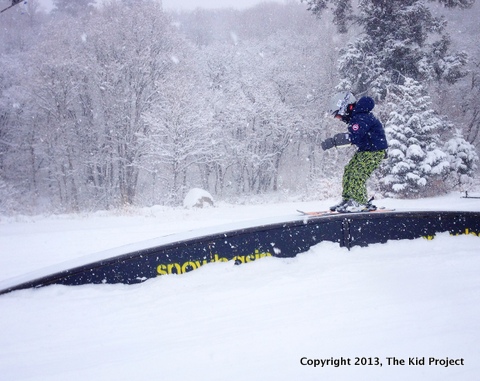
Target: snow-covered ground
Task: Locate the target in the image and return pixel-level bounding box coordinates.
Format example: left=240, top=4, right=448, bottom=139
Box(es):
left=1, top=194, right=480, bottom=380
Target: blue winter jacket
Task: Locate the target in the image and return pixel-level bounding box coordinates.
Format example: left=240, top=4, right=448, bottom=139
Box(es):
left=349, top=96, right=388, bottom=152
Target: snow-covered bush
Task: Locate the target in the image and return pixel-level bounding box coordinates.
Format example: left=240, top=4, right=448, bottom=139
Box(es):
left=183, top=188, right=214, bottom=209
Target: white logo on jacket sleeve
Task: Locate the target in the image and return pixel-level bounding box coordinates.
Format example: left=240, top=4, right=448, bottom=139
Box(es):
left=352, top=123, right=360, bottom=131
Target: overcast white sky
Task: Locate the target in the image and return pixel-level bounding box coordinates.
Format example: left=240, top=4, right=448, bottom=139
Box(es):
left=36, top=0, right=289, bottom=13
left=163, top=0, right=288, bottom=11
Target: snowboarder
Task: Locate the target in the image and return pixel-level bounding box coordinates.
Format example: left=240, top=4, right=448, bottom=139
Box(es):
left=322, top=92, right=388, bottom=212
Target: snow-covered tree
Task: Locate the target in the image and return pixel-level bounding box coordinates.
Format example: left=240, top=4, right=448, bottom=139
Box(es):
left=82, top=1, right=182, bottom=207
left=444, top=129, right=478, bottom=189
left=12, top=1, right=185, bottom=211
left=142, top=52, right=215, bottom=204
left=197, top=33, right=308, bottom=195
left=380, top=78, right=451, bottom=197
left=463, top=61, right=480, bottom=147
left=324, top=0, right=471, bottom=97
left=0, top=2, right=50, bottom=212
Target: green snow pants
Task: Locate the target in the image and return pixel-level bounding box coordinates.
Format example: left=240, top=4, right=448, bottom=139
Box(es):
left=342, top=150, right=386, bottom=204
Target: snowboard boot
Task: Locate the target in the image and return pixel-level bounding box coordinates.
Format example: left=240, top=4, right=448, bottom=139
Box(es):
left=365, top=197, right=377, bottom=211
left=330, top=199, right=348, bottom=212
left=336, top=199, right=370, bottom=213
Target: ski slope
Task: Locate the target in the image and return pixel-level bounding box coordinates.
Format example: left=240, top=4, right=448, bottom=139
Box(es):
left=0, top=195, right=479, bottom=380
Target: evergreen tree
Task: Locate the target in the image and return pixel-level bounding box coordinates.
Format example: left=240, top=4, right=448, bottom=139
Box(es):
left=380, top=78, right=451, bottom=197
left=444, top=129, right=479, bottom=189
left=303, top=0, right=473, bottom=96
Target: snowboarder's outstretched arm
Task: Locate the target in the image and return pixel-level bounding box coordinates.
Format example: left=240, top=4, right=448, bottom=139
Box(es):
left=321, top=133, right=351, bottom=150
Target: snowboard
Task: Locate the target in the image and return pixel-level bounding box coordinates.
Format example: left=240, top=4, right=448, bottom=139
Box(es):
left=297, top=207, right=395, bottom=217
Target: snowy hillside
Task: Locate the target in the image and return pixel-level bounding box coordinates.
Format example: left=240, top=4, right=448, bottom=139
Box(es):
left=0, top=195, right=480, bottom=380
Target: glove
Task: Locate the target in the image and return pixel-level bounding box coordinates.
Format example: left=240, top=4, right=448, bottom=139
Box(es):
left=321, top=137, right=335, bottom=150
left=321, top=133, right=351, bottom=151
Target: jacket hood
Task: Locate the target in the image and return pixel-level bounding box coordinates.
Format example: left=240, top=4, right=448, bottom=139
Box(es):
left=353, top=96, right=375, bottom=114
